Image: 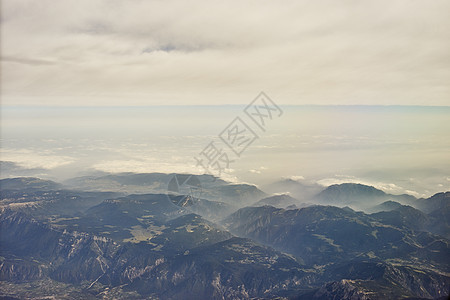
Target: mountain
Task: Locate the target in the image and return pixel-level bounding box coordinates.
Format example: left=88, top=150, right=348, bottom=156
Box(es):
left=64, top=173, right=266, bottom=207
left=64, top=173, right=224, bottom=194
left=370, top=205, right=430, bottom=232
left=0, top=209, right=313, bottom=299
left=187, top=198, right=236, bottom=222
left=222, top=205, right=450, bottom=298
left=223, top=205, right=450, bottom=270
left=262, top=178, right=324, bottom=201
left=0, top=188, right=121, bottom=222
left=252, top=194, right=301, bottom=208
left=314, top=183, right=418, bottom=210
left=2, top=177, right=450, bottom=299
left=415, top=191, right=450, bottom=213
left=297, top=261, right=450, bottom=299
left=211, top=183, right=267, bottom=205
left=0, top=161, right=47, bottom=179
left=427, top=205, right=450, bottom=239
left=368, top=200, right=403, bottom=213
left=128, top=237, right=311, bottom=299
left=0, top=177, right=63, bottom=191
left=369, top=201, right=450, bottom=239
left=143, top=213, right=233, bottom=254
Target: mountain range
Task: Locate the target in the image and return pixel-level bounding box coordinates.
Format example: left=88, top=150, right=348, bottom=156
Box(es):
left=0, top=173, right=449, bottom=299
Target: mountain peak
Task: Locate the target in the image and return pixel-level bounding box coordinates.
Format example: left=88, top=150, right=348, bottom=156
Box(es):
left=0, top=177, right=62, bottom=191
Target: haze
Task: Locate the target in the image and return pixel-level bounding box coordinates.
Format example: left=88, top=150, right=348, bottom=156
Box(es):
left=1, top=105, right=449, bottom=198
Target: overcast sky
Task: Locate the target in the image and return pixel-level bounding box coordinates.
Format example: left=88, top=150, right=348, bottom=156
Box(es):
left=1, top=0, right=449, bottom=106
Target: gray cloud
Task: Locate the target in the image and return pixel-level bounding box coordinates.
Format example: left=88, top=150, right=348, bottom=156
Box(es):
left=1, top=0, right=449, bottom=105
left=2, top=55, right=57, bottom=66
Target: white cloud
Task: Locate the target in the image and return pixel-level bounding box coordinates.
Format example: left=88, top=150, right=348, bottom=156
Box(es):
left=249, top=169, right=261, bottom=174
left=0, top=148, right=75, bottom=169
left=90, top=158, right=240, bottom=183
left=91, top=159, right=200, bottom=174
left=404, top=190, right=421, bottom=198
left=249, top=166, right=267, bottom=174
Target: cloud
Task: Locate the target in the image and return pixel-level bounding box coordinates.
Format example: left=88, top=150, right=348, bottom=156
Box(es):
left=404, top=190, right=421, bottom=198
left=285, top=175, right=305, bottom=182
left=0, top=148, right=75, bottom=169
left=2, top=55, right=58, bottom=66
left=90, top=158, right=240, bottom=183
left=249, top=166, right=267, bottom=174
left=249, top=169, right=261, bottom=174
left=1, top=0, right=449, bottom=106
left=0, top=161, right=49, bottom=178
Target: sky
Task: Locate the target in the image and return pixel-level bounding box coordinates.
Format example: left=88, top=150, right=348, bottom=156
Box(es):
left=1, top=0, right=450, bottom=106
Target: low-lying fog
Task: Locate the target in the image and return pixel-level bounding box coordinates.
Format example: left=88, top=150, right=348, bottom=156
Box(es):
left=1, top=105, right=449, bottom=198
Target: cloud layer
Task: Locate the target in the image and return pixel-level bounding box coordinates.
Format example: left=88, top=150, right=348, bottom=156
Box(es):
left=2, top=0, right=449, bottom=105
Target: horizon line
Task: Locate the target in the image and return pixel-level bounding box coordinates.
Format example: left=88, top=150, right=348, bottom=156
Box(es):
left=2, top=104, right=450, bottom=109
